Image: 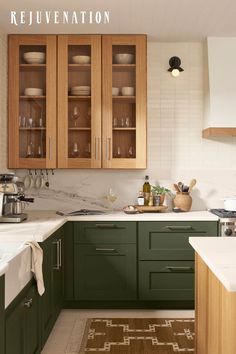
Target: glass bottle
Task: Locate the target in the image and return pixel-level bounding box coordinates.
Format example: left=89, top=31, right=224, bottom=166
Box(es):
left=143, top=175, right=151, bottom=206
left=137, top=191, right=145, bottom=206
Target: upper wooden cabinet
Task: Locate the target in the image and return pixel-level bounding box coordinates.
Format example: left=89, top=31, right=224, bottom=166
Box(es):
left=8, top=35, right=57, bottom=169
left=102, top=35, right=147, bottom=169
left=8, top=34, right=147, bottom=169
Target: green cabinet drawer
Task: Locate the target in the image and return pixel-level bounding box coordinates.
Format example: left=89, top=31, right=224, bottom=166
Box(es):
left=139, top=221, right=218, bottom=260
left=139, top=260, right=194, bottom=301
left=74, top=221, right=136, bottom=244
left=74, top=244, right=137, bottom=300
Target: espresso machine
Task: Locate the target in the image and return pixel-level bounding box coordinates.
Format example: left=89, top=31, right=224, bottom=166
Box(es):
left=0, top=173, right=34, bottom=223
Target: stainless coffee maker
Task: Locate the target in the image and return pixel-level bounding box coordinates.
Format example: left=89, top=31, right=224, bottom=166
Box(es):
left=0, top=173, right=34, bottom=223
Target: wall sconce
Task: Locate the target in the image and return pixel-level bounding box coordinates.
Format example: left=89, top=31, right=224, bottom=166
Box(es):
left=168, top=56, right=184, bottom=77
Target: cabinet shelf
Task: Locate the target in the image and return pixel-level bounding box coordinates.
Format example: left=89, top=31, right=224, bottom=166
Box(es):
left=68, top=127, right=91, bottom=131
left=113, top=127, right=136, bottom=131
left=112, top=64, right=136, bottom=72
left=68, top=64, right=91, bottom=71
left=20, top=96, right=46, bottom=100
left=68, top=96, right=91, bottom=100
left=20, top=64, right=46, bottom=71
left=19, top=127, right=46, bottom=131
left=112, top=96, right=136, bottom=103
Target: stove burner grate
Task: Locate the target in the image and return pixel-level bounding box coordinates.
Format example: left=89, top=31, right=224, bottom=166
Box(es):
left=210, top=209, right=236, bottom=218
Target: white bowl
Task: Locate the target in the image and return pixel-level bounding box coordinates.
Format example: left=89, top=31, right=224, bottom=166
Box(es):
left=121, top=87, right=135, bottom=96
left=23, top=52, right=45, bottom=64
left=72, top=55, right=91, bottom=64
left=112, top=87, right=119, bottom=96
left=24, top=88, right=43, bottom=96
left=114, top=53, right=134, bottom=64
left=71, top=86, right=90, bottom=90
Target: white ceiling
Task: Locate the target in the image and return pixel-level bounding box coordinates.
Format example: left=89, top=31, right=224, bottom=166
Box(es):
left=1, top=0, right=236, bottom=41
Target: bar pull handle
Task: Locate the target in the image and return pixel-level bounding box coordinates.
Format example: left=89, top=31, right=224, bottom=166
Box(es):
left=59, top=239, right=62, bottom=267
left=95, top=248, right=116, bottom=252
left=165, top=226, right=193, bottom=231
left=95, top=223, right=116, bottom=229
left=48, top=136, right=52, bottom=160
left=97, top=138, right=100, bottom=160
left=53, top=240, right=60, bottom=270
left=106, top=138, right=111, bottom=160
left=165, top=266, right=193, bottom=272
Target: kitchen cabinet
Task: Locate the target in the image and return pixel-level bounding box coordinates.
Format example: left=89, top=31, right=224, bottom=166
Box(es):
left=40, top=227, right=64, bottom=346
left=0, top=275, right=5, bottom=354
left=102, top=35, right=147, bottom=168
left=8, top=35, right=57, bottom=169
left=138, top=221, right=218, bottom=307
left=5, top=280, right=41, bottom=354
left=9, top=34, right=147, bottom=169
left=73, top=221, right=137, bottom=301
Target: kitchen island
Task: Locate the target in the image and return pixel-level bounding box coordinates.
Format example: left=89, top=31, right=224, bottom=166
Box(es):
left=189, top=237, right=236, bottom=354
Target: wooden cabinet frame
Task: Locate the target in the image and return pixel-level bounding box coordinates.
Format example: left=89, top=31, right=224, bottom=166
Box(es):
left=8, top=35, right=57, bottom=169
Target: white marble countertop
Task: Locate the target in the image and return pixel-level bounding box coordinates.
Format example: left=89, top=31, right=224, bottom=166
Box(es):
left=189, top=237, right=236, bottom=292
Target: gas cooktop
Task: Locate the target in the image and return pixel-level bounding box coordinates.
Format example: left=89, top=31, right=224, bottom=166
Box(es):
left=210, top=209, right=236, bottom=218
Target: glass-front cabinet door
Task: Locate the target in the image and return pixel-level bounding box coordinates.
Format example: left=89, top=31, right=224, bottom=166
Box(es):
left=57, top=35, right=101, bottom=168
left=102, top=35, right=147, bottom=169
left=8, top=35, right=57, bottom=169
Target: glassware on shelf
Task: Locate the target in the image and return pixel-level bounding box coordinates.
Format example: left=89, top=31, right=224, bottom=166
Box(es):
left=20, top=116, right=26, bottom=128
left=28, top=117, right=33, bottom=128
left=128, top=146, right=134, bottom=157
left=72, top=106, right=80, bottom=127
left=84, top=143, right=91, bottom=158
left=72, top=142, right=79, bottom=157
left=36, top=145, right=42, bottom=158
left=125, top=117, right=130, bottom=127
left=115, top=146, right=122, bottom=158
left=39, top=114, right=43, bottom=128
left=113, top=117, right=118, bottom=127
left=120, top=118, right=125, bottom=127
left=26, top=142, right=34, bottom=158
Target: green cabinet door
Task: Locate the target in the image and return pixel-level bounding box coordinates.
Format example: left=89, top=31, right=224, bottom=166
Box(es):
left=139, top=221, right=218, bottom=260
left=139, top=260, right=194, bottom=301
left=74, top=244, right=137, bottom=300
left=53, top=229, right=64, bottom=319
left=5, top=282, right=41, bottom=354
left=0, top=275, right=4, bottom=354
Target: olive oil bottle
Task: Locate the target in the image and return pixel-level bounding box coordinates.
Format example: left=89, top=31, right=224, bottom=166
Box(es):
left=143, top=175, right=151, bottom=206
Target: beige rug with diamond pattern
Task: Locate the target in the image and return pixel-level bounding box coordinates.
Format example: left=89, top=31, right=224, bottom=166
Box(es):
left=66, top=318, right=195, bottom=354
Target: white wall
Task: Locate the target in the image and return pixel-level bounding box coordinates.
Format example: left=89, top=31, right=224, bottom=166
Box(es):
left=0, top=29, right=7, bottom=171
left=1, top=40, right=236, bottom=211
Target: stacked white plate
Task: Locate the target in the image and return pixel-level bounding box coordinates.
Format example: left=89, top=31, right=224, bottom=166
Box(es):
left=71, top=86, right=91, bottom=96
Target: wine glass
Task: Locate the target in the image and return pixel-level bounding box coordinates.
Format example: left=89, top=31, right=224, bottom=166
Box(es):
left=72, top=142, right=79, bottom=157
left=72, top=106, right=80, bottom=127
left=105, top=188, right=118, bottom=211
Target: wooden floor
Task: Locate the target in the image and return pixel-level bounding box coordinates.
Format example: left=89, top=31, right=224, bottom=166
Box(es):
left=41, top=309, right=194, bottom=354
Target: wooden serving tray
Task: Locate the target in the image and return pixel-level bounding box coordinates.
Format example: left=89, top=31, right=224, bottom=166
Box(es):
left=135, top=205, right=168, bottom=213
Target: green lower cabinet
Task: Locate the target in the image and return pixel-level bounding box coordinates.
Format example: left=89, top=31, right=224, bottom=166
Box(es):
left=139, top=260, right=194, bottom=301
left=138, top=221, right=218, bottom=260
left=0, top=275, right=5, bottom=354
left=74, top=244, right=137, bottom=301
left=5, top=281, right=41, bottom=354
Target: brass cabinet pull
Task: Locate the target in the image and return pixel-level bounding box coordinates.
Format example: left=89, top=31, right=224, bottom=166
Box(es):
left=23, top=298, right=33, bottom=308
left=48, top=136, right=52, bottom=160
left=59, top=239, right=62, bottom=267
left=106, top=138, right=111, bottom=160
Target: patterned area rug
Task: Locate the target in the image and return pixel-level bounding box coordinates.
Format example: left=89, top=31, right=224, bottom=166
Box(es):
left=66, top=318, right=195, bottom=354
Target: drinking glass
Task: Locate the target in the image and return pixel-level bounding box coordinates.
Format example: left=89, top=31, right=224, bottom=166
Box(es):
left=105, top=188, right=118, bottom=211
left=128, top=146, right=134, bottom=157
left=115, top=146, right=122, bottom=158
left=72, top=142, right=79, bottom=157
left=28, top=117, right=33, bottom=128
left=72, top=106, right=80, bottom=127
left=125, top=117, right=130, bottom=127
left=113, top=117, right=118, bottom=127
left=84, top=143, right=91, bottom=158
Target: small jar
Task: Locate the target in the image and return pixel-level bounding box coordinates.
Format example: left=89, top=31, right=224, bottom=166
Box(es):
left=173, top=192, right=192, bottom=212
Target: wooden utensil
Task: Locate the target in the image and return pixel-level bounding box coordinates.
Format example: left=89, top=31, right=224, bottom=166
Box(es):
left=178, top=182, right=183, bottom=192
left=172, top=184, right=180, bottom=192
left=189, top=179, right=197, bottom=192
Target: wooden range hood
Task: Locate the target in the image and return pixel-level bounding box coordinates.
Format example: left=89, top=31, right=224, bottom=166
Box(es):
left=203, top=38, right=236, bottom=138
left=202, top=128, right=236, bottom=138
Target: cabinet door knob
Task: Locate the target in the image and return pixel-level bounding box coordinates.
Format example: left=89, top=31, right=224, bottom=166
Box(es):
left=23, top=298, right=33, bottom=308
